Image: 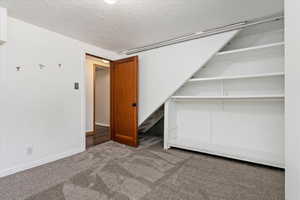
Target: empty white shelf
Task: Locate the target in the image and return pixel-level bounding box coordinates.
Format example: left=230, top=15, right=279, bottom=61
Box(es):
left=217, top=42, right=284, bottom=56
left=171, top=95, right=284, bottom=101
left=189, top=72, right=284, bottom=82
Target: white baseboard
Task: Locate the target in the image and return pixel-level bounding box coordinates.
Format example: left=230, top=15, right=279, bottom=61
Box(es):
left=95, top=122, right=110, bottom=127
left=0, top=147, right=85, bottom=178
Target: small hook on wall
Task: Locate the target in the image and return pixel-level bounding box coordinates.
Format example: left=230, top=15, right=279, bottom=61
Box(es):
left=16, top=66, right=21, bottom=71
left=39, top=64, right=46, bottom=70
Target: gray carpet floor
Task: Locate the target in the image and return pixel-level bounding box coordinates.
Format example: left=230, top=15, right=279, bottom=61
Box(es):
left=0, top=137, right=284, bottom=200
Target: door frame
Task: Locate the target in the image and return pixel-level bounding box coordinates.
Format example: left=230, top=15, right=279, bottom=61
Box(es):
left=83, top=53, right=139, bottom=147
left=85, top=53, right=112, bottom=138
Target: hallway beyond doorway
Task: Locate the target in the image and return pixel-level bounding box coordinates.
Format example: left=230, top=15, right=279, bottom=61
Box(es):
left=86, top=125, right=110, bottom=148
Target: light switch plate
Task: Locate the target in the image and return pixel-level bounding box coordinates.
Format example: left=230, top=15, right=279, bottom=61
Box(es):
left=74, top=82, right=79, bottom=90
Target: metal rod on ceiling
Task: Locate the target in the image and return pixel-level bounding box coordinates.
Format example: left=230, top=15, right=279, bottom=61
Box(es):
left=120, top=15, right=284, bottom=55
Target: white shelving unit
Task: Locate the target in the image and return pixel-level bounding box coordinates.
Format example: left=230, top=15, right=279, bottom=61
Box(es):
left=164, top=20, right=285, bottom=168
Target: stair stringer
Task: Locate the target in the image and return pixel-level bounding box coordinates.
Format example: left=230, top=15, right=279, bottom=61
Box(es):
left=138, top=30, right=240, bottom=125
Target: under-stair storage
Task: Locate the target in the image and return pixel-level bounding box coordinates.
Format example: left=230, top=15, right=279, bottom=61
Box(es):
left=164, top=19, right=285, bottom=168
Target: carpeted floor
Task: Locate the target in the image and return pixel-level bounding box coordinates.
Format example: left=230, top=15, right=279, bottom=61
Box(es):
left=0, top=138, right=284, bottom=200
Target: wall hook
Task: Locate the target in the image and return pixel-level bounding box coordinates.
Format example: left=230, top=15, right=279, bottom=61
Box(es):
left=16, top=66, right=21, bottom=71
left=39, top=64, right=46, bottom=70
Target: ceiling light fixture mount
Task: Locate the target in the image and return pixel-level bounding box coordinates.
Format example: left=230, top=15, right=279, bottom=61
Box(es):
left=104, top=0, right=118, bottom=5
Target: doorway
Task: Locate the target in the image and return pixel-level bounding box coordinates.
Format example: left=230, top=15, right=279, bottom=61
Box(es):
left=85, top=54, right=139, bottom=149
left=85, top=54, right=111, bottom=148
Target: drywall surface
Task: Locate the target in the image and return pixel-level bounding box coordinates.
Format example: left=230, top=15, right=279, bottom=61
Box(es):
left=285, top=1, right=300, bottom=199
left=0, top=7, right=7, bottom=43
left=95, top=68, right=110, bottom=126
left=85, top=56, right=110, bottom=132
left=0, top=17, right=118, bottom=177
left=136, top=30, right=239, bottom=124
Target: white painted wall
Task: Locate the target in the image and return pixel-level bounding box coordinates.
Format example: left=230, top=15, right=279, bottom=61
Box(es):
left=0, top=7, right=7, bottom=44
left=95, top=68, right=110, bottom=126
left=0, top=16, right=119, bottom=177
left=285, top=1, right=300, bottom=199
left=135, top=31, right=239, bottom=124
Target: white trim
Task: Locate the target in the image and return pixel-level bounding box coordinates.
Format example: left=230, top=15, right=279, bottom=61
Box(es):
left=80, top=50, right=87, bottom=148
left=217, top=42, right=284, bottom=56
left=189, top=72, right=284, bottom=82
left=0, top=147, right=84, bottom=178
left=95, top=122, right=110, bottom=127
left=171, top=95, right=284, bottom=101
left=168, top=142, right=284, bottom=168
left=164, top=100, right=170, bottom=150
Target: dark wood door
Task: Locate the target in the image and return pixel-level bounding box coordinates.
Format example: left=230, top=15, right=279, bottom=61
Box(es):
left=111, top=56, right=138, bottom=147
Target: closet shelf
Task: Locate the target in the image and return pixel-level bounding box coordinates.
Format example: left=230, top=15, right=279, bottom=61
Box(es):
left=216, top=42, right=284, bottom=56
left=189, top=72, right=284, bottom=82
left=171, top=95, right=284, bottom=101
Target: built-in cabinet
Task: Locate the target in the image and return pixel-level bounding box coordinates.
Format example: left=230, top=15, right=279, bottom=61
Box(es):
left=164, top=20, right=285, bottom=168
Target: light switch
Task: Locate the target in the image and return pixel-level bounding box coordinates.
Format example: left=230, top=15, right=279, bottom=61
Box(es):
left=74, top=82, right=79, bottom=90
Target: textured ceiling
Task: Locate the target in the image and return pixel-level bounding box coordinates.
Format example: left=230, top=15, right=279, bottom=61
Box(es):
left=0, top=0, right=283, bottom=52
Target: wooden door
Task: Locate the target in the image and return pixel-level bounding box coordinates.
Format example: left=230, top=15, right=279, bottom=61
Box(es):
left=111, top=56, right=138, bottom=147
